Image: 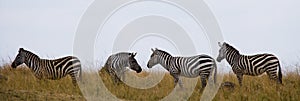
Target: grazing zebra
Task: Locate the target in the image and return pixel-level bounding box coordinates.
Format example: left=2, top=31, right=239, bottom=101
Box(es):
left=216, top=42, right=282, bottom=86
left=11, top=48, right=82, bottom=86
left=103, top=52, right=142, bottom=84
left=147, top=48, right=217, bottom=89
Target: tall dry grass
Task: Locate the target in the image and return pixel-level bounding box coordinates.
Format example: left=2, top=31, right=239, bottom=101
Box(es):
left=1, top=63, right=300, bottom=101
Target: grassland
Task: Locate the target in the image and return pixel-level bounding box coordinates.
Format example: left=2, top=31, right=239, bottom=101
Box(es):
left=1, top=63, right=300, bottom=101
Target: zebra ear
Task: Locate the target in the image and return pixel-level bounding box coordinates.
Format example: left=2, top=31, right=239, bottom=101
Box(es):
left=131, top=52, right=137, bottom=57
left=151, top=48, right=155, bottom=52
left=218, top=42, right=222, bottom=47
left=19, top=48, right=24, bottom=52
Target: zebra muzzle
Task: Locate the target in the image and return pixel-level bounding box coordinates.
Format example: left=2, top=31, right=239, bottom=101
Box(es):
left=11, top=63, right=17, bottom=68
left=136, top=69, right=142, bottom=73
left=147, top=63, right=151, bottom=68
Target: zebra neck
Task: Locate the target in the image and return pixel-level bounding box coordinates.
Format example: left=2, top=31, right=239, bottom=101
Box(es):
left=158, top=54, right=173, bottom=70
left=24, top=53, right=41, bottom=72
left=225, top=49, right=241, bottom=66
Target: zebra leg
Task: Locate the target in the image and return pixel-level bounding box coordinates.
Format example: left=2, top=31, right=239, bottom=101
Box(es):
left=178, top=79, right=183, bottom=88
left=107, top=69, right=117, bottom=84
left=114, top=75, right=121, bottom=84
left=111, top=71, right=121, bottom=84
left=70, top=73, right=78, bottom=86
left=266, top=70, right=278, bottom=83
left=170, top=73, right=182, bottom=88
left=236, top=74, right=243, bottom=86
left=170, top=67, right=183, bottom=88
left=200, top=74, right=208, bottom=89
left=74, top=68, right=82, bottom=83
left=116, top=71, right=123, bottom=84
left=110, top=73, right=118, bottom=84
left=120, top=70, right=125, bottom=82
left=107, top=67, right=120, bottom=84
left=110, top=75, right=116, bottom=84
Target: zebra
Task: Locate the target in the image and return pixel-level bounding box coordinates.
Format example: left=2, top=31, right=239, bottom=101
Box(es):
left=11, top=48, right=82, bottom=86
left=103, top=52, right=142, bottom=84
left=216, top=42, right=282, bottom=86
left=147, top=48, right=217, bottom=90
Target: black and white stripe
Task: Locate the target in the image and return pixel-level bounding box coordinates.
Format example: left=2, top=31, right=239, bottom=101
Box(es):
left=216, top=42, right=282, bottom=86
left=147, top=48, right=217, bottom=89
left=103, top=52, right=142, bottom=84
left=11, top=48, right=81, bottom=86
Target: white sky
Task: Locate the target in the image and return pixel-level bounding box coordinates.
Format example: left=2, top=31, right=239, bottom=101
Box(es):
left=1, top=0, right=300, bottom=72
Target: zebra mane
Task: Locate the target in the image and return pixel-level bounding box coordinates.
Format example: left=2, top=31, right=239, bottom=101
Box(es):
left=156, top=49, right=172, bottom=56
left=21, top=49, right=40, bottom=59
left=224, top=43, right=240, bottom=54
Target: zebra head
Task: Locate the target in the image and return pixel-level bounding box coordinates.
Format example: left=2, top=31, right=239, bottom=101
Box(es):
left=11, top=48, right=26, bottom=68
left=128, top=52, right=142, bottom=73
left=147, top=48, right=159, bottom=68
left=217, top=42, right=226, bottom=62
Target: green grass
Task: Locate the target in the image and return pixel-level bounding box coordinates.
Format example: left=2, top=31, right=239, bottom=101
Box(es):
left=1, top=63, right=300, bottom=101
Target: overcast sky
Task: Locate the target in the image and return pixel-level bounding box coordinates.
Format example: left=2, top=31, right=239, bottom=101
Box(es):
left=1, top=0, right=300, bottom=72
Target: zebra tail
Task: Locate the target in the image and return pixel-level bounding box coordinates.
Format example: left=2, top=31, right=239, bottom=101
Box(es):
left=278, top=61, right=282, bottom=84
left=80, top=64, right=82, bottom=82
left=213, top=60, right=217, bottom=84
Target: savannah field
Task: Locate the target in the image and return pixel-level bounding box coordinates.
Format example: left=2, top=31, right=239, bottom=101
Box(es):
left=0, top=63, right=300, bottom=101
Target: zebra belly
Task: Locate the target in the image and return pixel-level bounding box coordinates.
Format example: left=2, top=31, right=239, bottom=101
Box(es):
left=180, top=71, right=200, bottom=78
left=179, top=65, right=202, bottom=78
left=243, top=69, right=265, bottom=76
left=47, top=73, right=67, bottom=80
left=46, top=68, right=68, bottom=80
